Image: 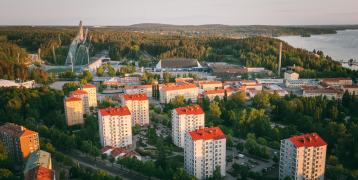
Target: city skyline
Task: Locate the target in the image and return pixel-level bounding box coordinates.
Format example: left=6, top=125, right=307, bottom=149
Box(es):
left=1, top=0, right=358, bottom=26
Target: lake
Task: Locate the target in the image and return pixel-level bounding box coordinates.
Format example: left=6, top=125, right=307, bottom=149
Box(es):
left=277, top=29, right=358, bottom=70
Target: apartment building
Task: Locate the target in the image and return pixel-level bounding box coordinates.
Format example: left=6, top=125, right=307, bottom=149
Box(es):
left=160, top=83, right=199, bottom=104
left=121, top=94, right=149, bottom=126
left=70, top=89, right=90, bottom=114
left=172, top=105, right=205, bottom=147
left=24, top=150, right=54, bottom=180
left=64, top=96, right=84, bottom=126
left=0, top=123, right=39, bottom=162
left=124, top=85, right=153, bottom=99
left=320, top=77, right=353, bottom=87
left=302, top=86, right=342, bottom=100
left=279, top=133, right=327, bottom=180
left=82, top=83, right=97, bottom=108
left=184, top=127, right=226, bottom=179
left=98, top=107, right=132, bottom=148
left=196, top=80, right=223, bottom=91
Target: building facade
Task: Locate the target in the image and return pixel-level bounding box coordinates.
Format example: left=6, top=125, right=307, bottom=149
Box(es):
left=184, top=127, right=226, bottom=179
left=64, top=96, right=84, bottom=126
left=24, top=150, right=54, bottom=180
left=82, top=83, right=97, bottom=108
left=160, top=83, right=199, bottom=104
left=124, top=85, right=153, bottom=99
left=0, top=123, right=39, bottom=162
left=172, top=105, right=205, bottom=147
left=121, top=94, right=149, bottom=126
left=98, top=107, right=132, bottom=148
left=70, top=89, right=90, bottom=114
left=284, top=71, right=299, bottom=80
left=279, top=133, right=327, bottom=180
left=196, top=80, right=223, bottom=91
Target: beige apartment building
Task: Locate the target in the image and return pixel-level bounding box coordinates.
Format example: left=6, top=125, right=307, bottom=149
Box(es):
left=172, top=105, right=205, bottom=147
left=184, top=127, right=226, bottom=179
left=82, top=83, right=97, bottom=108
left=70, top=89, right=90, bottom=114
left=160, top=83, right=199, bottom=104
left=279, top=133, right=327, bottom=180
left=64, top=96, right=84, bottom=126
left=121, top=94, right=149, bottom=126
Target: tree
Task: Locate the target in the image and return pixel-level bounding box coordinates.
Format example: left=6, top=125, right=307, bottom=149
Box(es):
left=63, top=82, right=80, bottom=95
left=252, top=92, right=270, bottom=109
left=172, top=168, right=193, bottom=180
left=209, top=101, right=221, bottom=119
left=97, top=66, right=105, bottom=76
left=212, top=166, right=222, bottom=180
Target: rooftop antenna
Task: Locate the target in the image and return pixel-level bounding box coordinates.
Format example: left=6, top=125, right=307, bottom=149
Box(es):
left=278, top=42, right=282, bottom=77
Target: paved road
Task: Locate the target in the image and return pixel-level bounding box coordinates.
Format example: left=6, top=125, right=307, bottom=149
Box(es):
left=66, top=151, right=157, bottom=180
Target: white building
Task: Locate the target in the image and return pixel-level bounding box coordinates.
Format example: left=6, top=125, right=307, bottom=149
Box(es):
left=160, top=83, right=199, bottom=104
left=284, top=71, right=299, bottom=80
left=196, top=80, right=223, bottom=91
left=302, top=87, right=342, bottom=100
left=285, top=79, right=319, bottom=88
left=0, top=79, right=35, bottom=88
left=279, top=133, right=327, bottom=180
left=124, top=85, right=153, bottom=99
left=121, top=94, right=149, bottom=126
left=98, top=107, right=132, bottom=148
left=82, top=84, right=97, bottom=108
left=184, top=127, right=226, bottom=179
left=172, top=105, right=205, bottom=147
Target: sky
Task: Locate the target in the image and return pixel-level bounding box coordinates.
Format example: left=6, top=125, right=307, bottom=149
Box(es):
left=0, top=0, right=357, bottom=26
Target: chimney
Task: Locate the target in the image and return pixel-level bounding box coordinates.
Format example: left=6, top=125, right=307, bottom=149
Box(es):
left=278, top=42, right=282, bottom=77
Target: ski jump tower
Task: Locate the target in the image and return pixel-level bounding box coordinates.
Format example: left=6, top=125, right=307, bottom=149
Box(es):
left=65, top=21, right=91, bottom=72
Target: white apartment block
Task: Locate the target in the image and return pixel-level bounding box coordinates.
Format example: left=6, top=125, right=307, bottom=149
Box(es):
left=70, top=89, right=90, bottom=114
left=279, top=133, right=327, bottom=180
left=121, top=94, right=149, bottom=126
left=184, top=127, right=226, bottom=180
left=160, top=83, right=199, bottom=104
left=98, top=107, right=132, bottom=148
left=172, top=105, right=205, bottom=147
left=124, top=85, right=153, bottom=99
left=82, top=83, right=97, bottom=108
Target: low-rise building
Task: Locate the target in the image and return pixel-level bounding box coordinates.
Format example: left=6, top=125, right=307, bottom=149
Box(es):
left=82, top=83, right=97, bottom=108
left=0, top=123, right=39, bottom=162
left=155, top=58, right=203, bottom=71
left=320, top=77, right=353, bottom=87
left=279, top=133, right=327, bottom=180
left=285, top=79, right=319, bottom=88
left=160, top=83, right=199, bottom=104
left=0, top=79, right=35, bottom=88
left=184, top=127, right=226, bottom=179
left=203, top=89, right=233, bottom=101
left=302, top=86, right=342, bottom=100
left=24, top=150, right=53, bottom=180
left=98, top=107, right=132, bottom=148
left=172, top=105, right=205, bottom=147
left=284, top=71, right=299, bottom=80
left=121, top=94, right=149, bottom=126
left=64, top=96, right=84, bottom=126
left=196, top=80, right=223, bottom=91
left=342, top=85, right=358, bottom=95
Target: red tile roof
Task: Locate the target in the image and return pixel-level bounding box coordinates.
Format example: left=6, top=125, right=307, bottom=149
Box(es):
left=162, top=83, right=197, bottom=91
left=197, top=80, right=222, bottom=85
left=111, top=148, right=128, bottom=157
left=288, top=133, right=327, bottom=148
left=25, top=166, right=54, bottom=180
left=99, top=106, right=131, bottom=116
left=321, top=77, right=352, bottom=82
left=204, top=89, right=226, bottom=95
left=189, top=127, right=225, bottom=141
left=101, top=146, right=114, bottom=154
left=125, top=85, right=152, bottom=90
left=122, top=94, right=148, bottom=101
left=82, top=83, right=96, bottom=88
left=0, top=123, right=38, bottom=138
left=175, top=105, right=204, bottom=115
left=70, top=89, right=88, bottom=95
left=65, top=96, right=82, bottom=102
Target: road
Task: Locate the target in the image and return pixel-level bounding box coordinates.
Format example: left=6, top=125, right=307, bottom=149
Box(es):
left=65, top=151, right=157, bottom=180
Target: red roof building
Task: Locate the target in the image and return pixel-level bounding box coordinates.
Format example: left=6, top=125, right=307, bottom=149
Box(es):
left=65, top=96, right=82, bottom=102
left=189, top=127, right=226, bottom=141
left=175, top=105, right=204, bottom=115
left=70, top=89, right=88, bottom=95
left=122, top=94, right=148, bottom=101
left=162, top=83, right=197, bottom=91
left=99, top=107, right=131, bottom=116
left=25, top=166, right=54, bottom=180
left=82, top=83, right=96, bottom=88
left=288, top=133, right=327, bottom=148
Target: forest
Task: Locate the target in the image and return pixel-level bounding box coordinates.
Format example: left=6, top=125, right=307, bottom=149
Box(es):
left=1, top=26, right=357, bottom=81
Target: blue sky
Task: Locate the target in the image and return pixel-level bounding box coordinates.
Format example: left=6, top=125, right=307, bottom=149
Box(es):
left=0, top=0, right=357, bottom=25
